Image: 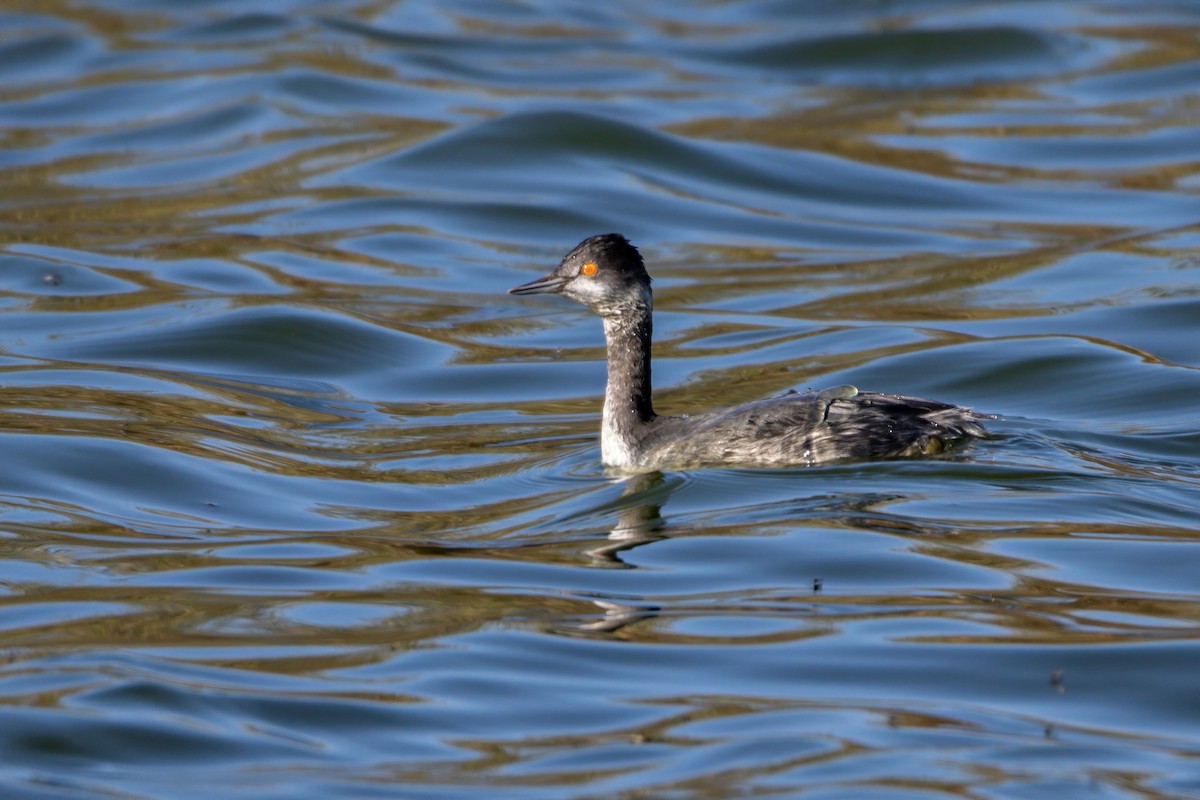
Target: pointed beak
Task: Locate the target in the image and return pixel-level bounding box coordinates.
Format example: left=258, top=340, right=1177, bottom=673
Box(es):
left=508, top=272, right=568, bottom=295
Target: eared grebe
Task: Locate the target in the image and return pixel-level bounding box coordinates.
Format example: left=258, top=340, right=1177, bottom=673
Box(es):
left=509, top=233, right=988, bottom=471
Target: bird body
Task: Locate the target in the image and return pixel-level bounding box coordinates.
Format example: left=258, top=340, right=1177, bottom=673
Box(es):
left=510, top=234, right=987, bottom=471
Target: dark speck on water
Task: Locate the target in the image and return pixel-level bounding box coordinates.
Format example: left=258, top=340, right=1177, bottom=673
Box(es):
left=1, top=2, right=1199, bottom=798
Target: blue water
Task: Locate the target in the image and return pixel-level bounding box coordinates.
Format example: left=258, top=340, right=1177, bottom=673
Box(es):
left=2, top=2, right=1200, bottom=798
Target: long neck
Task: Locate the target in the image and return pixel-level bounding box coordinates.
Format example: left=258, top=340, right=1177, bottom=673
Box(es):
left=599, top=299, right=655, bottom=467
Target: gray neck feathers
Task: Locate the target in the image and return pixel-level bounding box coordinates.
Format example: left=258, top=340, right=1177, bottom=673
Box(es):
left=599, top=292, right=655, bottom=464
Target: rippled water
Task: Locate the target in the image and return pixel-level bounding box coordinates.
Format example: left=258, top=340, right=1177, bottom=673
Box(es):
left=2, top=2, right=1200, bottom=798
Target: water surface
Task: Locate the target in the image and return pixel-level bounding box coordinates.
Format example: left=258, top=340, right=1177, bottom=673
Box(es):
left=2, top=2, right=1200, bottom=798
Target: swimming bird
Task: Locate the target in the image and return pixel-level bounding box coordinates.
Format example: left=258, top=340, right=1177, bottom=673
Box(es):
left=509, top=233, right=988, bottom=471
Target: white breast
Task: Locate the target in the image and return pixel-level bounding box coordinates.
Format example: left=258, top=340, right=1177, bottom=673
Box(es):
left=600, top=408, right=638, bottom=468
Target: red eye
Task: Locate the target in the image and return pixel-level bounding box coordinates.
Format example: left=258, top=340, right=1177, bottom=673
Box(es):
left=581, top=262, right=597, bottom=276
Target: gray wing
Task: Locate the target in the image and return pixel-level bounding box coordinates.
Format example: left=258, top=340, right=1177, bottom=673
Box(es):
left=821, top=389, right=988, bottom=460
